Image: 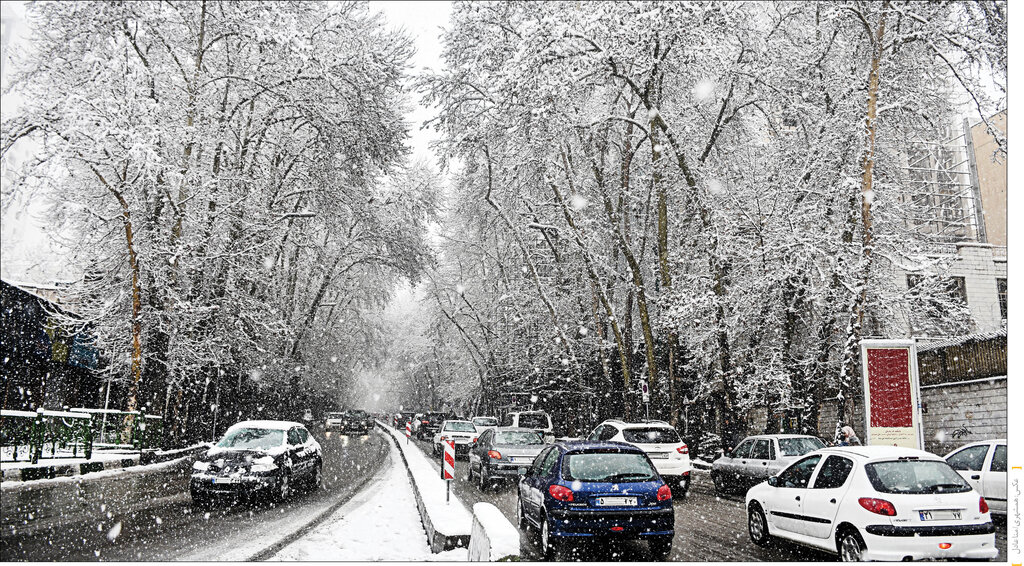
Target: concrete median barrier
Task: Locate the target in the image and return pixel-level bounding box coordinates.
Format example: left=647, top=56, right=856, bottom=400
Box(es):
left=468, top=502, right=520, bottom=561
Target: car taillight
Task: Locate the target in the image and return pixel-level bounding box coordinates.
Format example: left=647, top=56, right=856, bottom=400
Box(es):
left=676, top=444, right=689, bottom=454
left=422, top=420, right=429, bottom=424
left=657, top=484, right=672, bottom=501
left=549, top=484, right=574, bottom=502
left=858, top=497, right=896, bottom=516
left=472, top=437, right=478, bottom=443
left=979, top=497, right=989, bottom=513
left=487, top=450, right=502, bottom=460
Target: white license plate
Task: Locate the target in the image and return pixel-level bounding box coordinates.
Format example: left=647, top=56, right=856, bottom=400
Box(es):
left=919, top=510, right=961, bottom=521
left=648, top=453, right=669, bottom=459
left=596, top=496, right=637, bottom=506
left=212, top=477, right=238, bottom=485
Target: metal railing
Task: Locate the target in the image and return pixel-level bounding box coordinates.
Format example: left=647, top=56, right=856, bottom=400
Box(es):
left=0, top=409, right=93, bottom=464
left=69, top=408, right=164, bottom=450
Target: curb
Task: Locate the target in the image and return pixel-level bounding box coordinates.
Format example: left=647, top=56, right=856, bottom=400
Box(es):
left=1, top=444, right=209, bottom=483
left=376, top=421, right=471, bottom=553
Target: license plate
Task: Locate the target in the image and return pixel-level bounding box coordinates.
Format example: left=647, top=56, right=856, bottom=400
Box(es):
left=212, top=477, right=238, bottom=485
left=919, top=510, right=961, bottom=521
left=648, top=452, right=669, bottom=459
left=596, top=496, right=637, bottom=506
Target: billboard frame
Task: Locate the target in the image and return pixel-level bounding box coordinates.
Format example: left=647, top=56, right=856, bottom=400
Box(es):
left=859, top=338, right=925, bottom=450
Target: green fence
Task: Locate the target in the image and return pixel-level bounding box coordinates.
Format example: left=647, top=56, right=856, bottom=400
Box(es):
left=0, top=409, right=93, bottom=464
left=69, top=409, right=164, bottom=450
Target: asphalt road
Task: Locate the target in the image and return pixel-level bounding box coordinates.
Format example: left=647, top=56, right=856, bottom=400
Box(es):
left=1, top=428, right=388, bottom=561
left=407, top=434, right=1008, bottom=561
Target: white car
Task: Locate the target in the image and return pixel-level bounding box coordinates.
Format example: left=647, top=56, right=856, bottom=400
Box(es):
left=745, top=446, right=997, bottom=562
left=586, top=419, right=692, bottom=496
left=471, top=416, right=498, bottom=432
left=432, top=420, right=478, bottom=457
left=945, top=439, right=1007, bottom=516
left=503, top=411, right=555, bottom=442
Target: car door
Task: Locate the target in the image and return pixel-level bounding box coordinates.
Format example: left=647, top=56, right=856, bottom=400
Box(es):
left=765, top=454, right=821, bottom=535
left=471, top=429, right=492, bottom=472
left=286, top=427, right=304, bottom=476
left=747, top=439, right=774, bottom=487
left=801, top=455, right=854, bottom=538
left=983, top=444, right=1007, bottom=513
left=522, top=447, right=555, bottom=517
left=946, top=443, right=991, bottom=494
left=725, top=439, right=755, bottom=485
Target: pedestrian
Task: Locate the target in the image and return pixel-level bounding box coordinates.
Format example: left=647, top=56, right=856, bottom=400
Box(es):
left=839, top=425, right=861, bottom=446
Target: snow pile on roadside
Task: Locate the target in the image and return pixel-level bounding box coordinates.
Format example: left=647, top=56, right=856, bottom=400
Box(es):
left=381, top=423, right=474, bottom=537
left=1, top=456, right=189, bottom=491
left=468, top=502, right=519, bottom=561
left=272, top=439, right=467, bottom=561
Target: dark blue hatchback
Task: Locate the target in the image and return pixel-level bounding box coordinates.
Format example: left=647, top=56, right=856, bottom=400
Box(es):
left=516, top=441, right=675, bottom=560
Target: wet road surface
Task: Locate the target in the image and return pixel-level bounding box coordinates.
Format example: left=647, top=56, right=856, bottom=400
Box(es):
left=1, top=428, right=387, bottom=561
left=406, top=433, right=1007, bottom=561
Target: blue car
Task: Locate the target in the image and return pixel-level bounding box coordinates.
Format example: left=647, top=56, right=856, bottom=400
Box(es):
left=515, top=441, right=675, bottom=560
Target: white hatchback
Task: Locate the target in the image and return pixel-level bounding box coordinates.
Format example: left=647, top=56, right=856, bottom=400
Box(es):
left=745, top=446, right=997, bottom=562
left=945, top=439, right=1007, bottom=516
left=586, top=419, right=692, bottom=496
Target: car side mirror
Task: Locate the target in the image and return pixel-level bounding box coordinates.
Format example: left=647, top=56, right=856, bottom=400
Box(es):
left=518, top=467, right=528, bottom=476
left=768, top=476, right=778, bottom=487
left=724, top=448, right=733, bottom=457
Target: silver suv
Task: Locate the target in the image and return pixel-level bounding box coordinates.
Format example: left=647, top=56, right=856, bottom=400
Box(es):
left=711, top=434, right=825, bottom=495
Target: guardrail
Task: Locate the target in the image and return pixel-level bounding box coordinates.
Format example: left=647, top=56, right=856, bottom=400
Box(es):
left=0, top=409, right=93, bottom=464
left=69, top=408, right=163, bottom=450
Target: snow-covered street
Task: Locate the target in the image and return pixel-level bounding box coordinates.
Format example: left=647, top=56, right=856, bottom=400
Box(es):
left=271, top=436, right=466, bottom=561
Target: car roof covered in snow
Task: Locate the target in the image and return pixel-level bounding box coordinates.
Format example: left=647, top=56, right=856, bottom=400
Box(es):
left=225, top=420, right=303, bottom=432
left=556, top=440, right=644, bottom=453
left=816, top=445, right=943, bottom=462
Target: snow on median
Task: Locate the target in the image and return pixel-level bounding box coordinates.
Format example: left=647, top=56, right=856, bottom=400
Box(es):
left=271, top=434, right=467, bottom=561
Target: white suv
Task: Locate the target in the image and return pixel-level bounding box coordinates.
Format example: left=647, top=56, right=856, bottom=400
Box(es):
left=587, top=419, right=692, bottom=496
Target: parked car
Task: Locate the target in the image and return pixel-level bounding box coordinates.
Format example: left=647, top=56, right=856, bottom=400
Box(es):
left=586, top=419, right=692, bottom=496
left=712, top=434, right=825, bottom=495
left=745, top=446, right=997, bottom=561
left=395, top=411, right=417, bottom=430
left=517, top=441, right=675, bottom=560
left=945, top=439, right=1007, bottom=516
left=432, top=419, right=478, bottom=457
left=325, top=412, right=345, bottom=432
left=503, top=410, right=555, bottom=442
left=190, top=420, right=322, bottom=506
left=472, top=416, right=499, bottom=432
left=469, top=427, right=545, bottom=490
left=417, top=411, right=451, bottom=440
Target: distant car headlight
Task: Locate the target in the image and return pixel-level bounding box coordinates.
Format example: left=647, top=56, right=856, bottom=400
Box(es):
left=192, top=460, right=210, bottom=472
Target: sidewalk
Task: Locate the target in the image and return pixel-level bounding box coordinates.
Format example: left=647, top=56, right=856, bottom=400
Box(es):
left=272, top=436, right=467, bottom=561
left=1, top=444, right=208, bottom=483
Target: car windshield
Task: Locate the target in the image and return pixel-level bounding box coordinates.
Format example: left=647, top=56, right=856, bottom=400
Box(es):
left=778, top=437, right=825, bottom=456
left=494, top=431, right=543, bottom=445
left=563, top=451, right=657, bottom=482
left=351, top=410, right=367, bottom=417
left=473, top=417, right=498, bottom=427
left=444, top=421, right=476, bottom=432
left=517, top=414, right=549, bottom=428
left=622, top=427, right=681, bottom=444
left=865, top=460, right=973, bottom=494
left=327, top=413, right=344, bottom=419
left=217, top=428, right=284, bottom=450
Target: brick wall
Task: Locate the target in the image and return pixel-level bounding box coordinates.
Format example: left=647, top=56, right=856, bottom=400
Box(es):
left=920, top=376, right=1006, bottom=455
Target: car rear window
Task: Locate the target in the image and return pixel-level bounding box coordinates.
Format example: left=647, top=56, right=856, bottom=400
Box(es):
left=865, top=460, right=973, bottom=494
left=351, top=410, right=367, bottom=417
left=444, top=421, right=476, bottom=432
left=518, top=414, right=549, bottom=429
left=327, top=413, right=344, bottom=419
left=473, top=417, right=498, bottom=427
left=778, top=437, right=825, bottom=456
left=563, top=451, right=657, bottom=483
left=495, top=431, right=543, bottom=445
left=218, top=428, right=284, bottom=450
left=622, top=427, right=681, bottom=444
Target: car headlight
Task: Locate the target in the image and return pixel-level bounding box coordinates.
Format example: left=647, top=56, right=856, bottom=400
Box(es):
left=192, top=460, right=210, bottom=472
left=250, top=456, right=278, bottom=473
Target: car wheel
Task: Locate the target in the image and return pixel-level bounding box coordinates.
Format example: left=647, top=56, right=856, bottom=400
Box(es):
left=540, top=514, right=558, bottom=559
left=275, top=474, right=292, bottom=503
left=838, top=528, right=866, bottom=562
left=711, top=471, right=726, bottom=495
left=478, top=464, right=489, bottom=491
left=467, top=462, right=475, bottom=481
left=748, top=502, right=771, bottom=546
left=517, top=497, right=529, bottom=530
left=308, top=462, right=322, bottom=491
left=649, top=535, right=673, bottom=561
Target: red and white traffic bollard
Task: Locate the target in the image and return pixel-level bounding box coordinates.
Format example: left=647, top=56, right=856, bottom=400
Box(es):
left=405, top=421, right=412, bottom=444
left=442, top=439, right=455, bottom=503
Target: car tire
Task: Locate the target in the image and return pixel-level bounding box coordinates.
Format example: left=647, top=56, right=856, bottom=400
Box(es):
left=274, top=474, right=292, bottom=503
left=711, top=471, right=725, bottom=495
left=307, top=461, right=323, bottom=492
left=837, top=528, right=866, bottom=562
left=649, top=535, right=673, bottom=561
left=478, top=464, right=489, bottom=491
left=747, top=502, right=772, bottom=547
left=517, top=497, right=529, bottom=531
left=540, top=513, right=558, bottom=560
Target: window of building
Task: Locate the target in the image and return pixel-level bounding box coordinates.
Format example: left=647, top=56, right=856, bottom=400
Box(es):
left=997, top=278, right=1007, bottom=320
left=781, top=115, right=798, bottom=132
